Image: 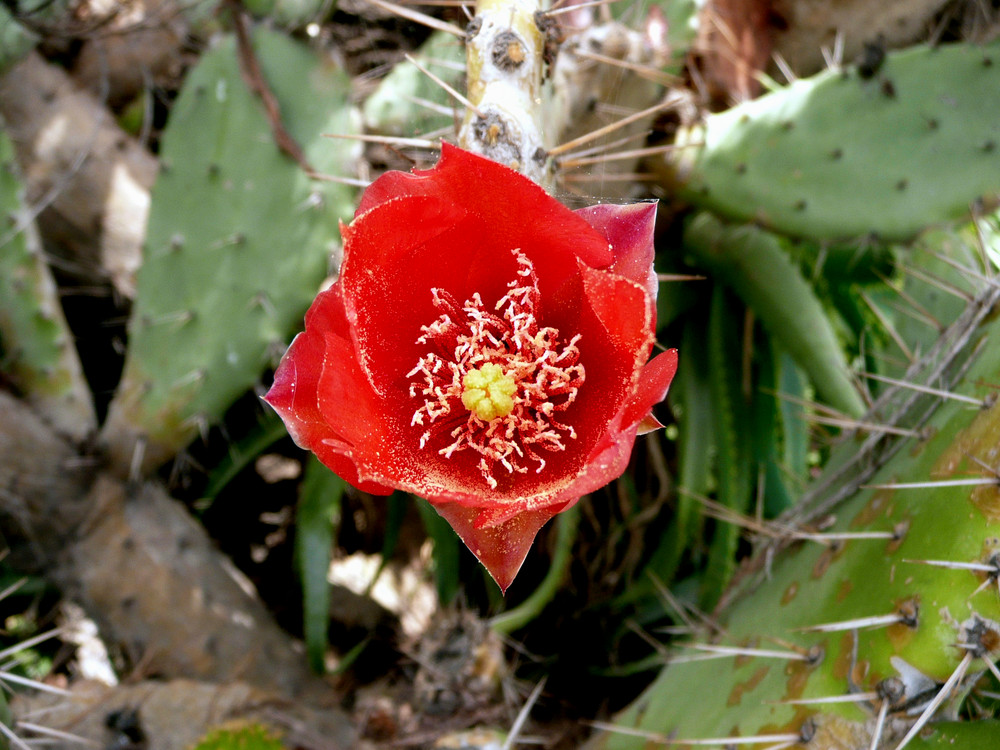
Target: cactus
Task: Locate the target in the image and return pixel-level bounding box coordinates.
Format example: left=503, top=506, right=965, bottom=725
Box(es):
left=683, top=214, right=867, bottom=418
left=460, top=0, right=548, bottom=183
left=0, top=6, right=37, bottom=74
left=241, top=0, right=329, bottom=28
left=662, top=40, right=1000, bottom=242
left=100, top=28, right=359, bottom=474
left=585, top=219, right=1000, bottom=748
left=0, top=129, right=96, bottom=441
left=363, top=30, right=467, bottom=138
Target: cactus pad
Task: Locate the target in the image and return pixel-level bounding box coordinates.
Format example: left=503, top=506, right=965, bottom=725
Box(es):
left=668, top=41, right=1000, bottom=242
left=101, top=28, right=359, bottom=473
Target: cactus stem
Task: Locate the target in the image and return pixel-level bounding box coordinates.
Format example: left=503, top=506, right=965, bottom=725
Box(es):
left=460, top=0, right=546, bottom=181
left=893, top=651, right=974, bottom=750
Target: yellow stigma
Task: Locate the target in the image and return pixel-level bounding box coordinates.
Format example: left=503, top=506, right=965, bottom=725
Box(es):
left=461, top=363, right=516, bottom=421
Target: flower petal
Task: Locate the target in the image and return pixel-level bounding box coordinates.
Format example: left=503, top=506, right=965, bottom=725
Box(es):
left=575, top=202, right=658, bottom=298
left=622, top=349, right=679, bottom=431
left=355, top=143, right=615, bottom=286
left=265, top=144, right=679, bottom=593
left=429, top=500, right=572, bottom=593
left=264, top=286, right=393, bottom=496
left=532, top=350, right=678, bottom=507
left=340, top=195, right=516, bottom=396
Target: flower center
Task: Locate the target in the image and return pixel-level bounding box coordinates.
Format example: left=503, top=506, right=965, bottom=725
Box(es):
left=407, top=249, right=585, bottom=489
left=461, top=363, right=517, bottom=421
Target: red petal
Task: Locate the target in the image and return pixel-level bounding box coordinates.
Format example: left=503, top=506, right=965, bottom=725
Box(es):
left=264, top=287, right=393, bottom=496
left=339, top=195, right=516, bottom=396
left=575, top=202, right=658, bottom=298
left=429, top=500, right=572, bottom=593
left=578, top=258, right=655, bottom=358
left=353, top=143, right=614, bottom=288
left=622, top=349, right=679, bottom=430
left=533, top=350, right=678, bottom=507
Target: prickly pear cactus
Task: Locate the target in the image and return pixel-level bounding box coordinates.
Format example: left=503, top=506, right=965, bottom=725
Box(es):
left=0, top=6, right=36, bottom=74
left=586, top=236, right=1000, bottom=748
left=363, top=30, right=466, bottom=137
left=101, top=28, right=359, bottom=474
left=664, top=40, right=1000, bottom=241
left=0, top=129, right=96, bottom=441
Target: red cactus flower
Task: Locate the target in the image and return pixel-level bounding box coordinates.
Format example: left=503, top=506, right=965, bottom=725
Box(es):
left=265, top=144, right=677, bottom=592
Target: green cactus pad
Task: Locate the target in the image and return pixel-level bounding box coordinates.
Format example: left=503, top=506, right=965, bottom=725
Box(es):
left=684, top=213, right=867, bottom=418
left=0, top=6, right=37, bottom=75
left=668, top=41, right=1000, bottom=242
left=241, top=0, right=328, bottom=28
left=101, top=28, right=358, bottom=473
left=0, top=129, right=96, bottom=440
left=362, top=31, right=466, bottom=137
left=586, top=266, right=1000, bottom=747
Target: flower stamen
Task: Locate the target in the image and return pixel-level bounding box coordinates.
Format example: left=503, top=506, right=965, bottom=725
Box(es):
left=408, top=249, right=585, bottom=489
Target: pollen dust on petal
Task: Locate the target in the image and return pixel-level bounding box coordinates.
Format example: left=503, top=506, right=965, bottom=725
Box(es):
left=407, top=249, right=585, bottom=489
